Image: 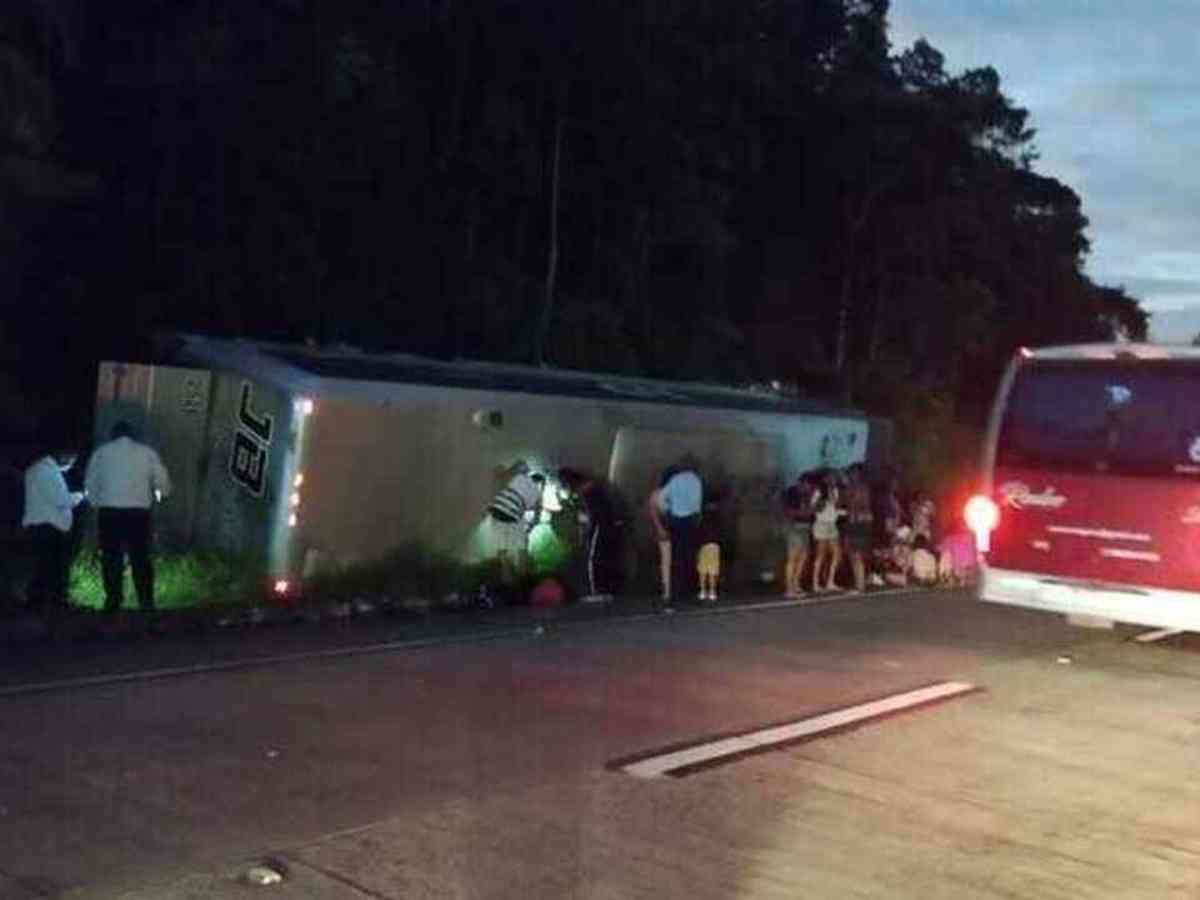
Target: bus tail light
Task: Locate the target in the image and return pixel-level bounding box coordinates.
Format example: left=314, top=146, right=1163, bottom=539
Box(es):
left=964, top=495, right=1000, bottom=553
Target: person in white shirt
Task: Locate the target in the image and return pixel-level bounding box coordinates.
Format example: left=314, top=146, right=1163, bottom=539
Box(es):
left=22, top=446, right=86, bottom=611
left=84, top=422, right=171, bottom=613
left=648, top=457, right=703, bottom=609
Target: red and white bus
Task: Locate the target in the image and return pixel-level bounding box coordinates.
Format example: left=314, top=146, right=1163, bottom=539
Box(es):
left=967, top=343, right=1200, bottom=630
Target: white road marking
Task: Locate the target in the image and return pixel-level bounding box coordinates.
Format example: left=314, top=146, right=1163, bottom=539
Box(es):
left=1133, top=628, right=1183, bottom=643
left=620, top=681, right=977, bottom=779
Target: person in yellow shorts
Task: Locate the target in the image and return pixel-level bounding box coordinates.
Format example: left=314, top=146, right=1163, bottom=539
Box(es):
left=697, top=541, right=721, bottom=602
left=696, top=497, right=723, bottom=602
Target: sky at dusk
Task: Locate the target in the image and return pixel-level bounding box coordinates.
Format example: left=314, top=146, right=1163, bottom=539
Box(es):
left=889, top=1, right=1200, bottom=342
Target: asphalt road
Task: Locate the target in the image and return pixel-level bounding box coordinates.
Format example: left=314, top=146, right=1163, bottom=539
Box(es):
left=3, top=590, right=1200, bottom=898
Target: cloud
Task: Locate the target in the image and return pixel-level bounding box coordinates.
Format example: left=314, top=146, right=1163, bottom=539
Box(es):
left=888, top=2, right=1200, bottom=324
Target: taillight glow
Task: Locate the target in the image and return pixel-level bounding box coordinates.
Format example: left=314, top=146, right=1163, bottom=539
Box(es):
left=964, top=495, right=1000, bottom=553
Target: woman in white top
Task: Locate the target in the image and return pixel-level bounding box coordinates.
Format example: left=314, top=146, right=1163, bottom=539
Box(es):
left=810, top=474, right=843, bottom=593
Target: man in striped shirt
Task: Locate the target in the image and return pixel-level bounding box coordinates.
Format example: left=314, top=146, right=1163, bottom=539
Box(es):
left=487, top=462, right=544, bottom=585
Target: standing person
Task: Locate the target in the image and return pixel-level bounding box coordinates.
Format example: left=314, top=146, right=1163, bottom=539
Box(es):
left=841, top=465, right=874, bottom=594
left=695, top=497, right=723, bottom=603
left=910, top=490, right=936, bottom=544
left=810, top=472, right=843, bottom=593
left=559, top=467, right=623, bottom=603
left=22, top=444, right=85, bottom=612
left=648, top=458, right=702, bottom=610
left=84, top=422, right=171, bottom=614
left=877, top=474, right=903, bottom=541
left=646, top=465, right=679, bottom=603
left=486, top=461, right=544, bottom=589
left=781, top=472, right=816, bottom=598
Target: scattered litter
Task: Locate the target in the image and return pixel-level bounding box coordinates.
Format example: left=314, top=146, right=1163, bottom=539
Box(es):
left=1056, top=655, right=1073, bottom=665
left=266, top=749, right=280, bottom=759
left=533, top=625, right=545, bottom=636
left=245, top=863, right=285, bottom=886
left=352, top=598, right=376, bottom=616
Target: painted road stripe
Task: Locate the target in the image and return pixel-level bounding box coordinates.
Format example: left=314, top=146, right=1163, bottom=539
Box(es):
left=615, top=681, right=978, bottom=779
left=1133, top=628, right=1183, bottom=644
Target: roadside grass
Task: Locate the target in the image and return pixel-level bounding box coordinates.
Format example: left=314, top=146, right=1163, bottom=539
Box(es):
left=69, top=549, right=266, bottom=612
left=60, top=537, right=574, bottom=617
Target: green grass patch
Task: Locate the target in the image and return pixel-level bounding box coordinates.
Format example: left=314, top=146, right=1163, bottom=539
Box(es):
left=69, top=549, right=267, bottom=611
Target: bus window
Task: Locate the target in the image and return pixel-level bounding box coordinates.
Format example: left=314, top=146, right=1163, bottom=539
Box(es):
left=996, top=362, right=1200, bottom=477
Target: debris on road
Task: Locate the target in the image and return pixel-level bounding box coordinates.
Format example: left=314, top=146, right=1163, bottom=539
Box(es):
left=244, top=863, right=284, bottom=886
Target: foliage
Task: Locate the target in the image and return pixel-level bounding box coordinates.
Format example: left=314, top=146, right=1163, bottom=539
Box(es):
left=3, top=0, right=1150, bottom=460
left=69, top=549, right=266, bottom=611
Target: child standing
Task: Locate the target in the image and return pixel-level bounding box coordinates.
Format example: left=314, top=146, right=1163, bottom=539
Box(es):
left=841, top=465, right=874, bottom=593
left=696, top=499, right=723, bottom=603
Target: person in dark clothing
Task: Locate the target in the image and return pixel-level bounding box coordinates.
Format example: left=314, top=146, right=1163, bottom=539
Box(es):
left=559, top=468, right=624, bottom=602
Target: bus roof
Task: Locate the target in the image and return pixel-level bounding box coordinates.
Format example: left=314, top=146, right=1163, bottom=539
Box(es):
left=1023, top=343, right=1200, bottom=361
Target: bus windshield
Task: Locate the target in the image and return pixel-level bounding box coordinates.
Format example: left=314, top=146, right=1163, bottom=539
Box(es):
left=996, top=361, right=1200, bottom=478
